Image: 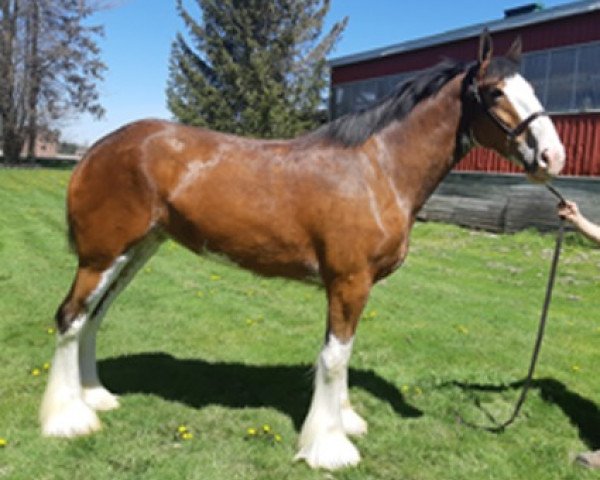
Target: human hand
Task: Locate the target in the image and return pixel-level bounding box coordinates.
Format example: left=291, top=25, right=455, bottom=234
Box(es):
left=557, top=200, right=580, bottom=224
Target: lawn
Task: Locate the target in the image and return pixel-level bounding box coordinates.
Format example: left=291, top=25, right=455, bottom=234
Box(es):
left=0, top=168, right=599, bottom=479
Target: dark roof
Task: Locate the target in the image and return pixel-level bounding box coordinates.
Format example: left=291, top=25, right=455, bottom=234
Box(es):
left=329, top=0, right=600, bottom=67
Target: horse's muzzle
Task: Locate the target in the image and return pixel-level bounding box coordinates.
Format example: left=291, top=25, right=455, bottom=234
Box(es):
left=526, top=147, right=565, bottom=183
left=541, top=148, right=565, bottom=176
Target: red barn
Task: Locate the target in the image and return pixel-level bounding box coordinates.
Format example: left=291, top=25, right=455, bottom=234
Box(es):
left=329, top=1, right=600, bottom=177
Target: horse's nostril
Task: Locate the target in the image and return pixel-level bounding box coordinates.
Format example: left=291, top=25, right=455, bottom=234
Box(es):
left=541, top=148, right=565, bottom=175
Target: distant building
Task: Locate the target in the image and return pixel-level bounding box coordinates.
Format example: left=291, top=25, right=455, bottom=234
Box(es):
left=0, top=129, right=83, bottom=162
left=329, top=0, right=600, bottom=176
left=23, top=129, right=60, bottom=158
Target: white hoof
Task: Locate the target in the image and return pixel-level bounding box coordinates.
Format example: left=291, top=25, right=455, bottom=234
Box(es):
left=295, top=430, right=361, bottom=470
left=341, top=406, right=368, bottom=436
left=40, top=397, right=101, bottom=438
left=83, top=386, right=120, bottom=411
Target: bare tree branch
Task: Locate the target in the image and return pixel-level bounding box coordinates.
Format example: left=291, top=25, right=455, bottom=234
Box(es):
left=0, top=0, right=107, bottom=162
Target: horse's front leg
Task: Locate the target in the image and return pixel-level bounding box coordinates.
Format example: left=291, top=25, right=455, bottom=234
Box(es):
left=295, top=270, right=371, bottom=470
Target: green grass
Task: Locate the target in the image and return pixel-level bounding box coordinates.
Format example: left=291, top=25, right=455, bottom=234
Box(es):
left=1, top=168, right=599, bottom=479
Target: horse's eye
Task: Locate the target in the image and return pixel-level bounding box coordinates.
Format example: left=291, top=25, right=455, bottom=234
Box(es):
left=490, top=88, right=504, bottom=100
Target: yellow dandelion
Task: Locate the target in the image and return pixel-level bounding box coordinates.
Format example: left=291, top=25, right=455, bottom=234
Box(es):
left=262, top=424, right=271, bottom=434
left=246, top=427, right=257, bottom=436
left=181, top=432, right=193, bottom=441
left=571, top=364, right=581, bottom=372
left=274, top=434, right=282, bottom=442
left=401, top=384, right=410, bottom=393
left=209, top=274, right=221, bottom=281
left=196, top=291, right=205, bottom=298
left=414, top=386, right=423, bottom=395
left=0, top=438, right=7, bottom=448
left=456, top=325, right=469, bottom=334
left=46, top=327, right=55, bottom=335
left=43, top=362, right=51, bottom=371
left=178, top=425, right=188, bottom=434
left=31, top=368, right=41, bottom=377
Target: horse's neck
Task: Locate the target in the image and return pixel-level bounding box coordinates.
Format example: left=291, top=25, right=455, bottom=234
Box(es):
left=377, top=74, right=470, bottom=214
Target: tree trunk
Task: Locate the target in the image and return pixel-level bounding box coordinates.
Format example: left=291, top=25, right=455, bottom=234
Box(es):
left=25, top=0, right=40, bottom=162
left=0, top=0, right=21, bottom=163
left=2, top=126, right=24, bottom=163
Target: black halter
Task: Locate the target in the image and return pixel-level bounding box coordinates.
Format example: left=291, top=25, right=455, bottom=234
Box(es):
left=464, top=62, right=549, bottom=172
left=482, top=108, right=548, bottom=140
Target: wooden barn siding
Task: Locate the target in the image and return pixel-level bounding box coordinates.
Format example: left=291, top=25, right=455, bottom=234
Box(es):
left=456, top=113, right=600, bottom=176
left=332, top=10, right=600, bottom=85
left=419, top=172, right=600, bottom=233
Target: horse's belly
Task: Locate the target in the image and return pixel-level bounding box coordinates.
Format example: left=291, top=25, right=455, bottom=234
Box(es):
left=164, top=191, right=319, bottom=280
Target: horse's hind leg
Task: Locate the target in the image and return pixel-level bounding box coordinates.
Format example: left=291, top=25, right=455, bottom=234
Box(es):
left=41, top=233, right=161, bottom=437
left=41, top=265, right=113, bottom=437
left=79, top=234, right=162, bottom=411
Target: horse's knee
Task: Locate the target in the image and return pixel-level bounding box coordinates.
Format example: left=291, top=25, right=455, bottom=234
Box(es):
left=320, top=335, right=354, bottom=380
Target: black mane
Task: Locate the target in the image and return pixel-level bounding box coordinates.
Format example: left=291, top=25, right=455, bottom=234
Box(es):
left=316, top=59, right=469, bottom=147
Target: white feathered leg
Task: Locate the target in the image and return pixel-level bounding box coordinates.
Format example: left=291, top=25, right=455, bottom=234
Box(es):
left=80, top=236, right=160, bottom=411
left=41, top=254, right=130, bottom=436
left=40, top=315, right=101, bottom=437
left=340, top=368, right=368, bottom=436
left=41, top=233, right=162, bottom=437
left=295, top=335, right=360, bottom=470
left=80, top=318, right=120, bottom=412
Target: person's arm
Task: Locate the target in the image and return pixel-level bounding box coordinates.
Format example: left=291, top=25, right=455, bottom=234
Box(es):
left=558, top=200, right=600, bottom=244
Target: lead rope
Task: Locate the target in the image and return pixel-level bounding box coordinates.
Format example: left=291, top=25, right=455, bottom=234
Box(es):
left=457, top=183, right=565, bottom=432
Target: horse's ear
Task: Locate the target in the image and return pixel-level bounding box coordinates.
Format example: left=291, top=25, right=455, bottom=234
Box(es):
left=506, top=35, right=522, bottom=64
left=477, top=28, right=493, bottom=79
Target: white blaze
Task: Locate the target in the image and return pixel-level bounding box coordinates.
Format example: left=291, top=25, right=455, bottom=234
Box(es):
left=502, top=74, right=565, bottom=172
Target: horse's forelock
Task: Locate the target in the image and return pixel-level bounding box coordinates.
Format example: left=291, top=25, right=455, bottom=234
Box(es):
left=485, top=56, right=520, bottom=81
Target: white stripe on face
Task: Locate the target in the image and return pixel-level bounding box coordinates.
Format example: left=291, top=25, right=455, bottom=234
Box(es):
left=502, top=74, right=565, bottom=172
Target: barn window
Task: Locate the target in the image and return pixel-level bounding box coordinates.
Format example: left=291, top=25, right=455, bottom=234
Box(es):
left=545, top=47, right=577, bottom=111
left=575, top=43, right=600, bottom=111
left=520, top=41, right=600, bottom=113
left=331, top=41, right=600, bottom=119
left=353, top=79, right=379, bottom=110
left=521, top=51, right=549, bottom=104
left=330, top=72, right=411, bottom=118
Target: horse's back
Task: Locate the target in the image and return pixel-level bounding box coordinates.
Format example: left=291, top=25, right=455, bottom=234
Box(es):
left=67, top=120, right=320, bottom=276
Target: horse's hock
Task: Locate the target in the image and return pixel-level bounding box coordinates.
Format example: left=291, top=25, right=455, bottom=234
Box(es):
left=420, top=172, right=600, bottom=233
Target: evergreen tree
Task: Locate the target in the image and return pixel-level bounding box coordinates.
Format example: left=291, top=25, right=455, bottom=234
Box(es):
left=166, top=0, right=347, bottom=139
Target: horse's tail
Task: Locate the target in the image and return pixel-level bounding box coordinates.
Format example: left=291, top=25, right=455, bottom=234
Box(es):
left=66, top=213, right=76, bottom=254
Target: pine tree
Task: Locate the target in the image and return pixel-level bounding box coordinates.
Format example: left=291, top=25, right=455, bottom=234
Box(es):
left=166, top=0, right=347, bottom=139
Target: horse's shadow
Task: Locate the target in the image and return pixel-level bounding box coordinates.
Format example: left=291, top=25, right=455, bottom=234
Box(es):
left=99, top=352, right=423, bottom=430
left=99, top=355, right=599, bottom=448
left=447, top=378, right=600, bottom=449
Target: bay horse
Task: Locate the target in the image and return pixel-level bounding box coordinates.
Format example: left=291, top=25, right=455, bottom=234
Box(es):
left=41, top=30, right=565, bottom=470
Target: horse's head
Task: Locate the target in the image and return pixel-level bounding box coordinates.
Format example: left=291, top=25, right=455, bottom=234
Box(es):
left=468, top=30, right=565, bottom=182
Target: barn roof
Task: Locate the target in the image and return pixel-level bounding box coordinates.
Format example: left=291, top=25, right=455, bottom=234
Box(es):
left=329, top=0, right=600, bottom=68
